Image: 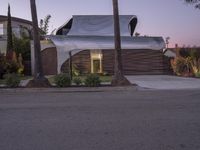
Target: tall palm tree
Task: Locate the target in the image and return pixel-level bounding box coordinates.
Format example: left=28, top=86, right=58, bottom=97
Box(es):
left=27, top=0, right=50, bottom=87
left=185, top=0, right=200, bottom=9
left=111, top=0, right=131, bottom=86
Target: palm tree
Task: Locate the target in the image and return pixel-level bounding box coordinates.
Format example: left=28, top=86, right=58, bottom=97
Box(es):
left=184, top=0, right=200, bottom=9
left=111, top=0, right=131, bottom=86
left=27, top=0, right=50, bottom=87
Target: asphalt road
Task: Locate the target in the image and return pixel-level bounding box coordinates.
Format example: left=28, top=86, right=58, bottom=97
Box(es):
left=0, top=88, right=200, bottom=150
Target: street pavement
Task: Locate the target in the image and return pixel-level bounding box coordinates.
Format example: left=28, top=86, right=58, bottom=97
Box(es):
left=0, top=88, right=200, bottom=150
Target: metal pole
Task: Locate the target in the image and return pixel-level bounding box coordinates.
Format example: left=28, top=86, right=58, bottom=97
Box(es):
left=69, top=51, right=72, bottom=81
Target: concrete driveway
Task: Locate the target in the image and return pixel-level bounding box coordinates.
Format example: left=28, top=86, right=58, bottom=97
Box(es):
left=126, top=75, right=200, bottom=90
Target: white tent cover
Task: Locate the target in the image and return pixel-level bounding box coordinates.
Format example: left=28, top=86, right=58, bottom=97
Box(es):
left=66, top=15, right=136, bottom=36
left=48, top=15, right=165, bottom=73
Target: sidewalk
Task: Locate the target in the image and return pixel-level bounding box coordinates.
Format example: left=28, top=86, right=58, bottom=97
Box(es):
left=1, top=75, right=200, bottom=91
left=126, top=75, right=200, bottom=90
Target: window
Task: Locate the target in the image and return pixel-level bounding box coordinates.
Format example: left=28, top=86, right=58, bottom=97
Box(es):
left=0, top=24, right=3, bottom=35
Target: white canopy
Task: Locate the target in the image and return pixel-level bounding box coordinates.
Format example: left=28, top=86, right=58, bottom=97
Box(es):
left=48, top=15, right=165, bottom=73
left=48, top=35, right=165, bottom=73
left=65, top=15, right=136, bottom=36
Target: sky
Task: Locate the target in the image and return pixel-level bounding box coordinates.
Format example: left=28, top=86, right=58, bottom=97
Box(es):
left=0, top=0, right=200, bottom=47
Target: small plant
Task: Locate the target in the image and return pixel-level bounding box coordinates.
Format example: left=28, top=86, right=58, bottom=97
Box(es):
left=72, top=64, right=80, bottom=76
left=4, top=73, right=20, bottom=88
left=73, top=77, right=82, bottom=86
left=190, top=58, right=200, bottom=76
left=84, top=74, right=101, bottom=87
left=102, top=72, right=109, bottom=76
left=54, top=73, right=71, bottom=87
left=195, top=72, right=200, bottom=78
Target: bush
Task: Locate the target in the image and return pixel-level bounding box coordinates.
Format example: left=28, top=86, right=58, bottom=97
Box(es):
left=72, top=64, right=80, bottom=76
left=54, top=73, right=71, bottom=87
left=195, top=72, right=200, bottom=78
left=73, top=77, right=82, bottom=86
left=0, top=53, right=7, bottom=79
left=4, top=73, right=20, bottom=88
left=0, top=52, right=21, bottom=79
left=6, top=60, right=19, bottom=74
left=171, top=57, right=192, bottom=76
left=13, top=34, right=31, bottom=61
left=84, top=74, right=101, bottom=87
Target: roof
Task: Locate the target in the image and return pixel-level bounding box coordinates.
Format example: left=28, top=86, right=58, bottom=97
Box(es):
left=0, top=15, right=32, bottom=26
left=56, top=15, right=137, bottom=36
left=49, top=35, right=165, bottom=50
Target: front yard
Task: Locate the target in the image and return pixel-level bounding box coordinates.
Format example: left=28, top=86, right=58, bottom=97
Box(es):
left=0, top=74, right=112, bottom=87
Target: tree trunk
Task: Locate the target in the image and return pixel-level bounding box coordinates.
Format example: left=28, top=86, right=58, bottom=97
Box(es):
left=26, top=0, right=50, bottom=87
left=111, top=0, right=131, bottom=86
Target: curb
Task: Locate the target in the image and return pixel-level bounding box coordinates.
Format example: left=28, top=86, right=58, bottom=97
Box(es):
left=0, top=86, right=138, bottom=93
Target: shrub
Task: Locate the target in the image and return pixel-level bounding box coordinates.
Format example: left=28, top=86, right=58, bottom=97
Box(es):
left=73, top=77, right=82, bottom=86
left=190, top=58, right=200, bottom=76
left=72, top=64, right=80, bottom=76
left=0, top=52, right=21, bottom=79
left=84, top=74, right=101, bottom=87
left=6, top=60, right=19, bottom=74
left=13, top=34, right=31, bottom=61
left=171, top=47, right=200, bottom=77
left=4, top=73, right=20, bottom=88
left=194, top=72, right=200, bottom=78
left=54, top=73, right=71, bottom=87
left=0, top=53, right=7, bottom=79
left=171, top=57, right=192, bottom=76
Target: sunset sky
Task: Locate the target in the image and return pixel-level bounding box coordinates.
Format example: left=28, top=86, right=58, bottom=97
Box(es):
left=0, top=0, right=199, bottom=47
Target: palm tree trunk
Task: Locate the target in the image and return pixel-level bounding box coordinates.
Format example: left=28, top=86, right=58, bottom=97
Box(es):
left=27, top=0, right=50, bottom=87
left=111, top=0, right=131, bottom=86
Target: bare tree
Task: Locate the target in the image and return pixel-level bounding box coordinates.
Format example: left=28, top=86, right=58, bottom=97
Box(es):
left=27, top=0, right=50, bottom=87
left=111, top=0, right=131, bottom=86
left=39, top=14, right=52, bottom=35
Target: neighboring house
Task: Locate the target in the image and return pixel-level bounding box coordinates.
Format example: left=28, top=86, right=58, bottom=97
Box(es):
left=164, top=48, right=177, bottom=58
left=33, top=15, right=171, bottom=75
left=164, top=47, right=200, bottom=58
left=0, top=15, right=33, bottom=54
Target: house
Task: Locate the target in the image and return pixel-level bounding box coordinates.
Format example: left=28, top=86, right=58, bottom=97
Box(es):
left=164, top=47, right=200, bottom=58
left=0, top=15, right=33, bottom=54
left=33, top=15, right=171, bottom=75
left=164, top=48, right=176, bottom=58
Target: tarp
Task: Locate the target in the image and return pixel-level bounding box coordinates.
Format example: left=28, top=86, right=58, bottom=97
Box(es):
left=48, top=35, right=165, bottom=73
left=48, top=15, right=165, bottom=73
left=66, top=15, right=136, bottom=36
